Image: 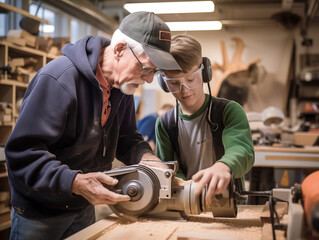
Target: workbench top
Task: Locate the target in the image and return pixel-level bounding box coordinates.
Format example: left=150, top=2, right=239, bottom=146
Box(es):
left=67, top=205, right=286, bottom=240
left=254, top=146, right=319, bottom=153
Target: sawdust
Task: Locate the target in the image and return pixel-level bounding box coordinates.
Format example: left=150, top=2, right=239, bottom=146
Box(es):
left=95, top=205, right=275, bottom=240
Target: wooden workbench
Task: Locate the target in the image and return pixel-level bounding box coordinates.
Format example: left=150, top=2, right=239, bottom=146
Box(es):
left=254, top=146, right=319, bottom=168
left=66, top=205, right=286, bottom=240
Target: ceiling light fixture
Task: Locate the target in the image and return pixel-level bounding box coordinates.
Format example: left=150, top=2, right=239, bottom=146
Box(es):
left=166, top=21, right=222, bottom=31
left=124, top=1, right=215, bottom=14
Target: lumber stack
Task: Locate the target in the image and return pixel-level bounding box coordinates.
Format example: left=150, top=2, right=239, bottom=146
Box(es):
left=8, top=56, right=38, bottom=83
left=6, top=29, right=70, bottom=56
left=0, top=102, right=12, bottom=125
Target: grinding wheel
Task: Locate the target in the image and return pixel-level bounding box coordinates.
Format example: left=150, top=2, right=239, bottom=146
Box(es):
left=109, top=165, right=160, bottom=219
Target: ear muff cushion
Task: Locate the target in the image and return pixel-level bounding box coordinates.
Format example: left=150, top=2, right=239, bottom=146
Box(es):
left=157, top=73, right=170, bottom=92
left=202, top=57, right=212, bottom=83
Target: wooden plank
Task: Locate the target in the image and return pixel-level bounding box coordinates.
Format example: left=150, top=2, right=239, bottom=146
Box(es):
left=6, top=36, right=26, bottom=47
left=68, top=206, right=268, bottom=240
left=8, top=29, right=36, bottom=48
left=65, top=217, right=118, bottom=240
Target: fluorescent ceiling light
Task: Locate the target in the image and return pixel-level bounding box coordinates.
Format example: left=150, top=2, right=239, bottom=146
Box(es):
left=166, top=21, right=222, bottom=31
left=124, top=1, right=214, bottom=14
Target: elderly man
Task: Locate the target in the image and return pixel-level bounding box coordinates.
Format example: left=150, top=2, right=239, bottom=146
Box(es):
left=5, top=11, right=180, bottom=239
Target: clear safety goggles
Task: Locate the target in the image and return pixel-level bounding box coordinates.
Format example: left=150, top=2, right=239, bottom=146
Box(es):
left=161, top=64, right=204, bottom=93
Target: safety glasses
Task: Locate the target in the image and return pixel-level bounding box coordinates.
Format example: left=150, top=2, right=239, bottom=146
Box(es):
left=127, top=45, right=159, bottom=76
left=161, top=64, right=204, bottom=93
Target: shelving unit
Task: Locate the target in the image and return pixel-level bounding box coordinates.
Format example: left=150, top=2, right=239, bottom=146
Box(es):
left=0, top=40, right=57, bottom=235
left=0, top=40, right=57, bottom=145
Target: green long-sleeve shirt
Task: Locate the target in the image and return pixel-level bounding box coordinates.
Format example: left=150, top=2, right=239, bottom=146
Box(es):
left=155, top=95, right=254, bottom=181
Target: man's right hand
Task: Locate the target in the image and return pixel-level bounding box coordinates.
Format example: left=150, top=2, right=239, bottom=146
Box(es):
left=71, top=172, right=130, bottom=205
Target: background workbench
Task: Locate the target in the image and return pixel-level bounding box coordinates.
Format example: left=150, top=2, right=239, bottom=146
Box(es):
left=66, top=205, right=286, bottom=240
left=254, top=146, right=319, bottom=168
left=249, top=146, right=319, bottom=204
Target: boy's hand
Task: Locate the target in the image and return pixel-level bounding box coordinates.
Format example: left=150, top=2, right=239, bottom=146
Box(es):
left=192, top=162, right=231, bottom=203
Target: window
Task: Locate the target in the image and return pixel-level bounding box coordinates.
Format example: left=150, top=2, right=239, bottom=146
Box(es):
left=0, top=0, right=8, bottom=35
left=1, top=1, right=110, bottom=44
left=30, top=4, right=55, bottom=36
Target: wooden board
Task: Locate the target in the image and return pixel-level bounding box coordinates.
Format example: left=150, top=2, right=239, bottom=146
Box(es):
left=66, top=205, right=287, bottom=240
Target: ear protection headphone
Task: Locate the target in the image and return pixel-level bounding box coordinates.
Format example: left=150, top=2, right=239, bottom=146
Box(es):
left=157, top=57, right=213, bottom=93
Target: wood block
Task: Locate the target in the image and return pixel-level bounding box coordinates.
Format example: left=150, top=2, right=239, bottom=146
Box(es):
left=9, top=58, right=25, bottom=72
left=3, top=108, right=11, bottom=114
left=16, top=66, right=32, bottom=75
left=52, top=37, right=70, bottom=49
left=8, top=29, right=36, bottom=48
left=48, top=46, right=59, bottom=56
left=14, top=74, right=23, bottom=83
left=6, top=35, right=26, bottom=47
left=260, top=201, right=288, bottom=223
left=23, top=57, right=38, bottom=68
left=16, top=67, right=36, bottom=83
left=0, top=103, right=8, bottom=111
left=9, top=58, right=25, bottom=67
left=36, top=36, right=53, bottom=52
left=22, top=74, right=36, bottom=83
left=0, top=113, right=11, bottom=123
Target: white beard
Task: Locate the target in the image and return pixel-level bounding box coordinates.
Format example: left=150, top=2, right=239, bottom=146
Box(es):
left=120, top=80, right=143, bottom=95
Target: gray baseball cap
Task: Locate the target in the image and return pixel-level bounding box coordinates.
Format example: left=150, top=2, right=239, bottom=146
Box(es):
left=119, top=11, right=182, bottom=71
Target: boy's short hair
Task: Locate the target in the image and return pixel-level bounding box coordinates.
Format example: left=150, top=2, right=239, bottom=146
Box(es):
left=170, top=35, right=202, bottom=72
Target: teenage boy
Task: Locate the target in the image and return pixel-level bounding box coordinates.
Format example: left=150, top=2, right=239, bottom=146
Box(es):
left=155, top=34, right=254, bottom=202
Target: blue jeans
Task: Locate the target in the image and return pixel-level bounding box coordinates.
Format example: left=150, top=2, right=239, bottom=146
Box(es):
left=9, top=205, right=95, bottom=240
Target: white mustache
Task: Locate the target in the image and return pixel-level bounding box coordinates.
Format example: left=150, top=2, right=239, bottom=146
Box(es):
left=120, top=79, right=144, bottom=95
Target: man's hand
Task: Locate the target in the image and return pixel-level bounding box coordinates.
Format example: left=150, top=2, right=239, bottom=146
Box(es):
left=71, top=172, right=130, bottom=205
left=192, top=162, right=231, bottom=202
left=140, top=152, right=169, bottom=169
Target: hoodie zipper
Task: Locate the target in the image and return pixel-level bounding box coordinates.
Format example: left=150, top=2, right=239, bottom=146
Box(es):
left=100, top=89, right=124, bottom=158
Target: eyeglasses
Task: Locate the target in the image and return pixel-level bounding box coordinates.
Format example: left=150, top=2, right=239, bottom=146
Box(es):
left=161, top=64, right=204, bottom=93
left=127, top=45, right=159, bottom=76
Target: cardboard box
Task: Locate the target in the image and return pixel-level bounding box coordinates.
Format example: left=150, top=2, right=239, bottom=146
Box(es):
left=293, top=132, right=319, bottom=146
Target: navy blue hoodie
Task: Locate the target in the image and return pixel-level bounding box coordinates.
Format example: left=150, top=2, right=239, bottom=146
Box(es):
left=5, top=36, right=153, bottom=218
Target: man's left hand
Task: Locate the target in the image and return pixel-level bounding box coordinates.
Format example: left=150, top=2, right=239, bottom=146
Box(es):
left=192, top=162, right=231, bottom=202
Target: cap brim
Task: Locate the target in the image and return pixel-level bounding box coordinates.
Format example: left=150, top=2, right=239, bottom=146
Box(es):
left=143, top=45, right=182, bottom=71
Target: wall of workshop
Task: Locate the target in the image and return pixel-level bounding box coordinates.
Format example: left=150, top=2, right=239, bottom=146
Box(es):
left=141, top=23, right=319, bottom=118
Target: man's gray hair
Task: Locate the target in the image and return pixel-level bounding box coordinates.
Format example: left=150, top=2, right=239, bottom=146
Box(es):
left=111, top=29, right=144, bottom=56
